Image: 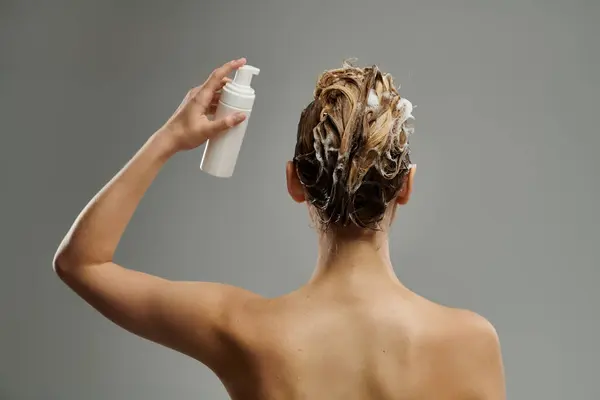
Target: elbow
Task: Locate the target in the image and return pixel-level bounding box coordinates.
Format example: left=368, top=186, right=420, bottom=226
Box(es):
left=52, top=242, right=110, bottom=279
left=52, top=246, right=75, bottom=280
left=52, top=242, right=88, bottom=280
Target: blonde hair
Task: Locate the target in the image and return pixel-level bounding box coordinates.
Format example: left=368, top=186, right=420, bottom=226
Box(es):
left=293, top=60, right=415, bottom=229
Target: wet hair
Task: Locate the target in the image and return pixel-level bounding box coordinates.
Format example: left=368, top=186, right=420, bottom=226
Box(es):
left=293, top=60, right=415, bottom=230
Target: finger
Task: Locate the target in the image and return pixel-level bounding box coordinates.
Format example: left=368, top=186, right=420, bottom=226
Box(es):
left=205, top=58, right=246, bottom=91
left=186, top=85, right=206, bottom=108
left=208, top=103, right=219, bottom=115
left=218, top=77, right=232, bottom=90
left=213, top=79, right=230, bottom=100
left=205, top=112, right=246, bottom=137
left=207, top=92, right=221, bottom=115
left=187, top=85, right=202, bottom=99
left=195, top=60, right=244, bottom=113
left=194, top=75, right=230, bottom=112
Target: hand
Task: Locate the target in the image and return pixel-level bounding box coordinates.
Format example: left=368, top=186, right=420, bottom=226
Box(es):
left=158, top=58, right=248, bottom=152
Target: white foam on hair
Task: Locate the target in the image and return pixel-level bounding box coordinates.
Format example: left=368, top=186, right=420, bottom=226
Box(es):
left=396, top=97, right=414, bottom=121
left=388, top=96, right=416, bottom=156
left=367, top=89, right=380, bottom=109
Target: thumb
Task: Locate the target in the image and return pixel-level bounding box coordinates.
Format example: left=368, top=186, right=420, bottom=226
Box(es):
left=205, top=112, right=246, bottom=137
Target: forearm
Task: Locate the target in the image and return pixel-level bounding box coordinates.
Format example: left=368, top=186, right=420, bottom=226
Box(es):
left=54, top=130, right=176, bottom=272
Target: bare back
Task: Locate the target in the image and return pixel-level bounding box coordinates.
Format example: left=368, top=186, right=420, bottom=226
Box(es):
left=216, top=280, right=504, bottom=400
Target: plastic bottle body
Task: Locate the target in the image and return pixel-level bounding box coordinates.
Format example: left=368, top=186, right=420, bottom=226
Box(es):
left=200, top=102, right=251, bottom=178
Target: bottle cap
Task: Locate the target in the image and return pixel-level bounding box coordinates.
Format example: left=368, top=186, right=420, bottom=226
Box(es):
left=232, top=65, right=260, bottom=89
left=220, top=64, right=260, bottom=110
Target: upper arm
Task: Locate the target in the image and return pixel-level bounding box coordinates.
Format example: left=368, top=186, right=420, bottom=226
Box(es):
left=56, top=261, right=258, bottom=366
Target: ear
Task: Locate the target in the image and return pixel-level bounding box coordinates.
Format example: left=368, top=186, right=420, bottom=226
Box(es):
left=396, top=165, right=416, bottom=205
left=286, top=161, right=306, bottom=203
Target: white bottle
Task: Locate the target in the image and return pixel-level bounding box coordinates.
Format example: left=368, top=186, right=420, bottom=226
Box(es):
left=200, top=64, right=260, bottom=178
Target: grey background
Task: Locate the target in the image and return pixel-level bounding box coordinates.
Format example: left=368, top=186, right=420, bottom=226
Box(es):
left=1, top=0, right=598, bottom=399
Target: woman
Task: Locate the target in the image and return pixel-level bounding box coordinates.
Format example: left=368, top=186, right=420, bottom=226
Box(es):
left=54, top=58, right=506, bottom=399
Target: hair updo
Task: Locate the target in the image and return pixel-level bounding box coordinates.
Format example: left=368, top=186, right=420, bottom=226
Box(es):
left=293, top=60, right=415, bottom=230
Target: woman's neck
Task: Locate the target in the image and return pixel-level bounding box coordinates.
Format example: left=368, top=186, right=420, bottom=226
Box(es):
left=309, top=229, right=401, bottom=286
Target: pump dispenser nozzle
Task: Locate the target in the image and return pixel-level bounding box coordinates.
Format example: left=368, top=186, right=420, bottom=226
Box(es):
left=232, top=65, right=260, bottom=89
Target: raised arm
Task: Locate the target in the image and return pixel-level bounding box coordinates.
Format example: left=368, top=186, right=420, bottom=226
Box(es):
left=53, top=58, right=258, bottom=367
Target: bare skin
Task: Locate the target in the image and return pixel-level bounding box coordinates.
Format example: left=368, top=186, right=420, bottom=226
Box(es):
left=53, top=59, right=506, bottom=400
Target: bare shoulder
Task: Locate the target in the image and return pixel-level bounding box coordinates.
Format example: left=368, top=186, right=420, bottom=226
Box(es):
left=450, top=308, right=502, bottom=371
left=209, top=283, right=267, bottom=323
left=449, top=308, right=500, bottom=347
left=420, top=301, right=501, bottom=359
left=218, top=286, right=274, bottom=333
left=415, top=297, right=499, bottom=344
left=425, top=303, right=506, bottom=399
